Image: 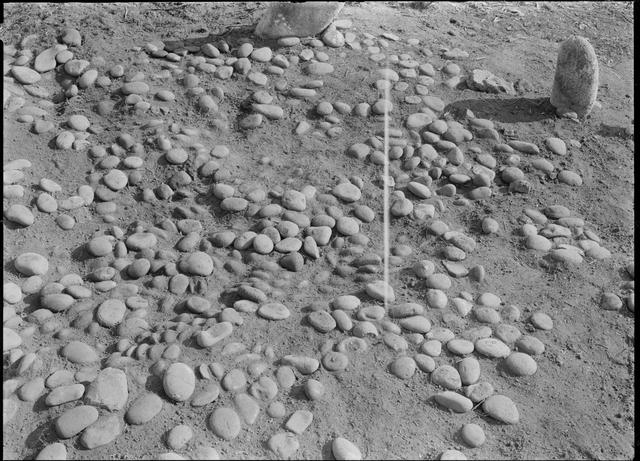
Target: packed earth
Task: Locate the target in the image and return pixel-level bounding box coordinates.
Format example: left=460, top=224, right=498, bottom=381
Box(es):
left=2, top=2, right=635, bottom=460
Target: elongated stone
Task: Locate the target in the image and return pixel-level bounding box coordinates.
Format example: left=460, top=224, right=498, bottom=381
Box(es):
left=550, top=36, right=599, bottom=117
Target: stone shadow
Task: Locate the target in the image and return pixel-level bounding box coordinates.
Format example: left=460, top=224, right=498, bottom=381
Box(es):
left=161, top=23, right=287, bottom=55
left=444, top=96, right=556, bottom=123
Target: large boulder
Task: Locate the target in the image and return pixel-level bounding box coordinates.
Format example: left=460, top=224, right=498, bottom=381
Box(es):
left=550, top=36, right=599, bottom=117
left=255, top=2, right=344, bottom=39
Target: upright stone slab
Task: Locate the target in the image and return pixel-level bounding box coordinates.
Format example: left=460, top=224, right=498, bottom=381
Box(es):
left=255, top=2, right=344, bottom=39
left=550, top=36, right=599, bottom=117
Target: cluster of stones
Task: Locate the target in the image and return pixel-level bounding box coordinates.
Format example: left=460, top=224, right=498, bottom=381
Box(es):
left=1, top=10, right=627, bottom=461
left=520, top=204, right=612, bottom=264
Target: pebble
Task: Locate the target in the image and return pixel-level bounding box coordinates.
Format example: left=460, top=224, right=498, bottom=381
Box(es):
left=41, top=293, right=75, bottom=312
left=557, top=170, right=583, bottom=186
left=365, top=280, right=395, bottom=302
left=3, top=282, right=22, bottom=304
left=285, top=410, right=313, bottom=434
left=258, top=302, right=291, bottom=320
left=390, top=356, right=416, bottom=379
left=80, top=414, right=123, bottom=449
left=447, top=339, right=474, bottom=356
left=474, top=338, right=510, bottom=358
left=97, top=299, right=126, bottom=327
left=55, top=405, right=99, bottom=438
left=601, top=292, right=623, bottom=311
left=18, top=377, right=45, bottom=401
left=431, top=365, right=461, bottom=389
left=530, top=312, right=553, bottom=330
left=482, top=394, right=519, bottom=424
left=282, top=355, right=319, bottom=374
left=439, top=449, right=467, bottom=460
left=166, top=424, right=193, bottom=450
left=304, top=379, right=325, bottom=400
left=45, top=384, right=85, bottom=406
left=12, top=66, right=41, bottom=84
left=332, top=437, right=362, bottom=460
left=333, top=182, right=361, bottom=202
left=5, top=204, right=34, bottom=226
left=61, top=341, right=98, bottom=364
left=434, top=391, right=473, bottom=413
left=85, top=367, right=128, bottom=410
left=163, top=362, right=195, bottom=401
left=126, top=393, right=163, bottom=424
left=192, top=382, right=221, bottom=407
left=461, top=423, right=485, bottom=448
left=179, top=251, right=214, bottom=275
left=308, top=311, right=336, bottom=333
left=35, top=443, right=67, bottom=460
left=268, top=432, right=300, bottom=458
left=504, top=352, right=538, bottom=376
left=209, top=407, right=241, bottom=440
left=398, top=316, right=431, bottom=334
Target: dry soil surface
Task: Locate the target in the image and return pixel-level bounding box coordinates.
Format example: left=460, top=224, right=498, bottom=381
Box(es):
left=2, top=2, right=635, bottom=460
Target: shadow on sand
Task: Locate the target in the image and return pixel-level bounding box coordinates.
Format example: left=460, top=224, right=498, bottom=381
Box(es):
left=444, top=96, right=557, bottom=123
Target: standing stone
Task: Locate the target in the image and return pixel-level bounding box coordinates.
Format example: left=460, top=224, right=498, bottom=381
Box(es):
left=255, top=2, right=344, bottom=39
left=550, top=36, right=599, bottom=117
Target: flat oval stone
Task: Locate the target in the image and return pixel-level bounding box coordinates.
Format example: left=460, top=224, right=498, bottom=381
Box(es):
left=307, top=311, right=336, bottom=333
left=55, top=405, right=99, bottom=438
left=332, top=295, right=361, bottom=311
left=14, top=252, right=49, bottom=276
left=332, top=437, right=362, bottom=460
left=332, top=182, right=361, bottom=202
left=282, top=355, right=319, bottom=374
left=390, top=356, right=416, bottom=379
left=431, top=365, right=461, bottom=390
left=79, top=414, right=123, bottom=449
left=434, top=391, right=473, bottom=413
left=530, top=312, right=553, bottom=330
left=84, top=367, right=128, bottom=411
left=126, top=393, right=163, bottom=424
left=365, top=280, right=395, bottom=302
left=504, top=352, right=537, bottom=376
left=258, top=303, right=290, bottom=320
left=415, top=354, right=436, bottom=373
left=12, top=66, right=41, bottom=84
left=41, top=293, right=75, bottom=312
left=5, top=204, right=34, bottom=226
left=179, top=251, right=214, bottom=275
left=457, top=357, right=481, bottom=385
left=121, top=81, right=150, bottom=95
left=163, top=362, right=195, bottom=402
left=447, top=339, right=474, bottom=356
left=461, top=423, right=485, bottom=448
left=474, top=338, right=510, bottom=358
left=126, top=232, right=157, bottom=250
left=96, top=299, right=126, bottom=327
left=44, top=382, right=84, bottom=406
left=515, top=335, right=545, bottom=355
left=209, top=407, right=241, bottom=440
left=61, top=341, right=98, bottom=364
left=398, top=315, right=431, bottom=333
left=35, top=443, right=67, bottom=460
left=18, top=377, right=45, bottom=402
left=482, top=394, right=519, bottom=424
